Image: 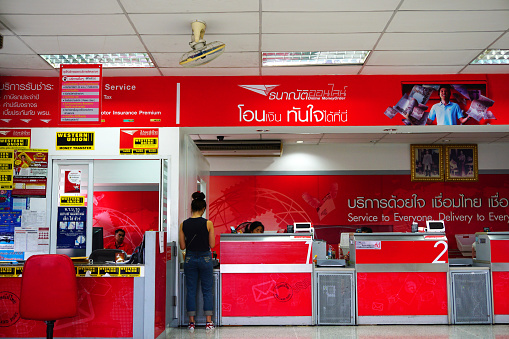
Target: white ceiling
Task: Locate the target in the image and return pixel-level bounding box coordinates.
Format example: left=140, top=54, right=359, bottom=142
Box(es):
left=1, top=0, right=509, bottom=77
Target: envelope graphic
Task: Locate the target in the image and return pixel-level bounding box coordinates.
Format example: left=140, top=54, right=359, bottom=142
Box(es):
left=372, top=302, right=384, bottom=312
left=252, top=280, right=276, bottom=302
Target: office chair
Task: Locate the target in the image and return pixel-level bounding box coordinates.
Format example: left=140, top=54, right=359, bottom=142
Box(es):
left=20, top=254, right=78, bottom=339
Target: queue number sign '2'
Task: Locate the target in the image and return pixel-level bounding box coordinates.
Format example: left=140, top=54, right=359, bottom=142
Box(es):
left=355, top=237, right=448, bottom=264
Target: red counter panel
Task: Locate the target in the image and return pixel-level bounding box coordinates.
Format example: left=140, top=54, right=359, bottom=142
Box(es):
left=0, top=277, right=134, bottom=338
left=221, top=239, right=312, bottom=265
left=493, top=271, right=509, bottom=315
left=357, top=272, right=448, bottom=316
left=355, top=239, right=448, bottom=264
left=221, top=272, right=312, bottom=317
left=490, top=240, right=509, bottom=263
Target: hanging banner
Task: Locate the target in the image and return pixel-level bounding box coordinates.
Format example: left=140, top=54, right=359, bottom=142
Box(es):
left=56, top=132, right=95, bottom=150
left=119, top=128, right=159, bottom=155
left=60, top=64, right=102, bottom=124
left=56, top=206, right=86, bottom=249
left=0, top=129, right=31, bottom=149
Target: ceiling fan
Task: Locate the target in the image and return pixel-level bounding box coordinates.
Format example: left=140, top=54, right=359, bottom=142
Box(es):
left=179, top=20, right=225, bottom=67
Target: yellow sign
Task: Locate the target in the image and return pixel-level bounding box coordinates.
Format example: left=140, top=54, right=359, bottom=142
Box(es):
left=56, top=132, right=95, bottom=150
left=60, top=196, right=85, bottom=206
left=0, top=137, right=30, bottom=149
left=75, top=265, right=141, bottom=277
left=133, top=138, right=158, bottom=149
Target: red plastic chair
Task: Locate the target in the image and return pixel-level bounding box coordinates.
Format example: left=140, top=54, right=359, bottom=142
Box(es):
left=20, top=254, right=78, bottom=339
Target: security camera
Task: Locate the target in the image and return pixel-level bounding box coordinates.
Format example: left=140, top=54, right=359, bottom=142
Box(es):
left=217, top=136, right=224, bottom=141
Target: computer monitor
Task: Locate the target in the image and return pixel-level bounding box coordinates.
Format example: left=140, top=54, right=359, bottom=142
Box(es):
left=426, top=220, right=445, bottom=233
left=294, top=222, right=313, bottom=233
left=92, top=227, right=104, bottom=251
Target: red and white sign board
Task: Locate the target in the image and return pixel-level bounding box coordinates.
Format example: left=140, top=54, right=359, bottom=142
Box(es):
left=60, top=65, right=102, bottom=124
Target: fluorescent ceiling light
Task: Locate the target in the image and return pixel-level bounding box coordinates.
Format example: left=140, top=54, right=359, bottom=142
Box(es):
left=471, top=49, right=509, bottom=65
left=262, top=51, right=370, bottom=67
left=40, top=53, right=155, bottom=68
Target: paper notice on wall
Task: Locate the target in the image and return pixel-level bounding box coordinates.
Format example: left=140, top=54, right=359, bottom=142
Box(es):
left=14, top=227, right=49, bottom=253
left=21, top=210, right=46, bottom=228
left=64, top=170, right=81, bottom=193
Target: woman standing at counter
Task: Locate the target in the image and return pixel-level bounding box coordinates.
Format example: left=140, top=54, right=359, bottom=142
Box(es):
left=179, top=192, right=216, bottom=332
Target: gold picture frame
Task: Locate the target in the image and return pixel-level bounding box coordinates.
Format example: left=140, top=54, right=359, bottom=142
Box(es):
left=445, top=144, right=478, bottom=182
left=411, top=145, right=444, bottom=182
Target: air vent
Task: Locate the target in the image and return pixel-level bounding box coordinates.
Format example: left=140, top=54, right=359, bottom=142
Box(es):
left=194, top=140, right=282, bottom=157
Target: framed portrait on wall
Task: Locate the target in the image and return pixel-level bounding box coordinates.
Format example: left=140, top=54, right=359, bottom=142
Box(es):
left=445, top=144, right=478, bottom=181
left=411, top=145, right=444, bottom=182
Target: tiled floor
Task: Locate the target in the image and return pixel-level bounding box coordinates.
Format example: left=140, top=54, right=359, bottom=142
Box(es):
left=167, top=324, right=509, bottom=338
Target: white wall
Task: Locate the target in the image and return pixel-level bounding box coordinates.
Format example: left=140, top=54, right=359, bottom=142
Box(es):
left=27, top=127, right=181, bottom=240
left=178, top=132, right=210, bottom=232
left=206, top=142, right=509, bottom=173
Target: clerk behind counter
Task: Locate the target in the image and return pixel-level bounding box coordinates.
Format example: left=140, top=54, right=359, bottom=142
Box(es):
left=238, top=221, right=264, bottom=234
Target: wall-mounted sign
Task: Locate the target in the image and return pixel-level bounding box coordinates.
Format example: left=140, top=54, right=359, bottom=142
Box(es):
left=56, top=132, right=94, bottom=150
left=60, top=64, right=102, bottom=124
left=56, top=207, right=86, bottom=249
left=120, top=128, right=159, bottom=155
left=0, top=150, right=14, bottom=190
left=0, top=129, right=31, bottom=149
left=60, top=196, right=85, bottom=206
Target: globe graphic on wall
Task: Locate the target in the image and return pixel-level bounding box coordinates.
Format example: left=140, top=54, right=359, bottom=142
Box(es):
left=208, top=187, right=312, bottom=232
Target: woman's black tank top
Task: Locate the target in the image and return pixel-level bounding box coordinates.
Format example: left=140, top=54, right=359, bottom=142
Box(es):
left=182, top=217, right=210, bottom=252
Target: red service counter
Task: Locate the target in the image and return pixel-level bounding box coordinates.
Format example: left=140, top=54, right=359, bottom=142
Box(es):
left=474, top=231, right=509, bottom=324
left=0, top=231, right=172, bottom=339
left=352, top=232, right=449, bottom=325
left=219, top=233, right=314, bottom=325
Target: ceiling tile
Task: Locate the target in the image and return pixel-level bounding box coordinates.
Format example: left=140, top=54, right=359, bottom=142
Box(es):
left=491, top=32, right=509, bottom=49
left=320, top=138, right=379, bottom=144
left=262, top=12, right=392, bottom=33
left=142, top=34, right=258, bottom=53
left=21, top=36, right=146, bottom=54
left=102, top=68, right=162, bottom=77
left=196, top=134, right=262, bottom=141
left=0, top=14, right=135, bottom=35
left=361, top=65, right=464, bottom=74
left=0, top=36, right=33, bottom=54
left=0, top=68, right=58, bottom=76
left=0, top=0, right=123, bottom=14
left=263, top=0, right=401, bottom=11
left=376, top=32, right=502, bottom=51
left=367, top=50, right=482, bottom=66
left=461, top=65, right=509, bottom=74
left=387, top=11, right=509, bottom=32
left=262, top=65, right=362, bottom=76
left=153, top=52, right=258, bottom=68
left=400, top=0, right=509, bottom=10
left=129, top=13, right=259, bottom=35
left=0, top=54, right=53, bottom=69
left=262, top=33, right=380, bottom=51
left=321, top=133, right=386, bottom=139
left=121, top=0, right=259, bottom=13
left=160, top=67, right=260, bottom=76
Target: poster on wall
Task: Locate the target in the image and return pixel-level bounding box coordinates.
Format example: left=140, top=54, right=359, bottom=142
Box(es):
left=60, top=64, right=102, bottom=124
left=56, top=207, right=86, bottom=250
left=64, top=170, right=81, bottom=193
left=0, top=211, right=21, bottom=250
left=13, top=149, right=48, bottom=177
left=119, top=128, right=159, bottom=154
left=384, top=83, right=494, bottom=126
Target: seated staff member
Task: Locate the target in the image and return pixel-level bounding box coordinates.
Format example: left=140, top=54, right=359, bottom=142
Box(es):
left=105, top=228, right=133, bottom=254
left=245, top=221, right=264, bottom=233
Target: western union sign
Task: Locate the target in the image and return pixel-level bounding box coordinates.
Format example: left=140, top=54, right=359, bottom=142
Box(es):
left=56, top=132, right=95, bottom=150
left=60, top=196, right=85, bottom=206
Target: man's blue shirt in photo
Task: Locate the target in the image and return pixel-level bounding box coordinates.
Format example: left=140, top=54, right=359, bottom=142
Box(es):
left=429, top=101, right=463, bottom=125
